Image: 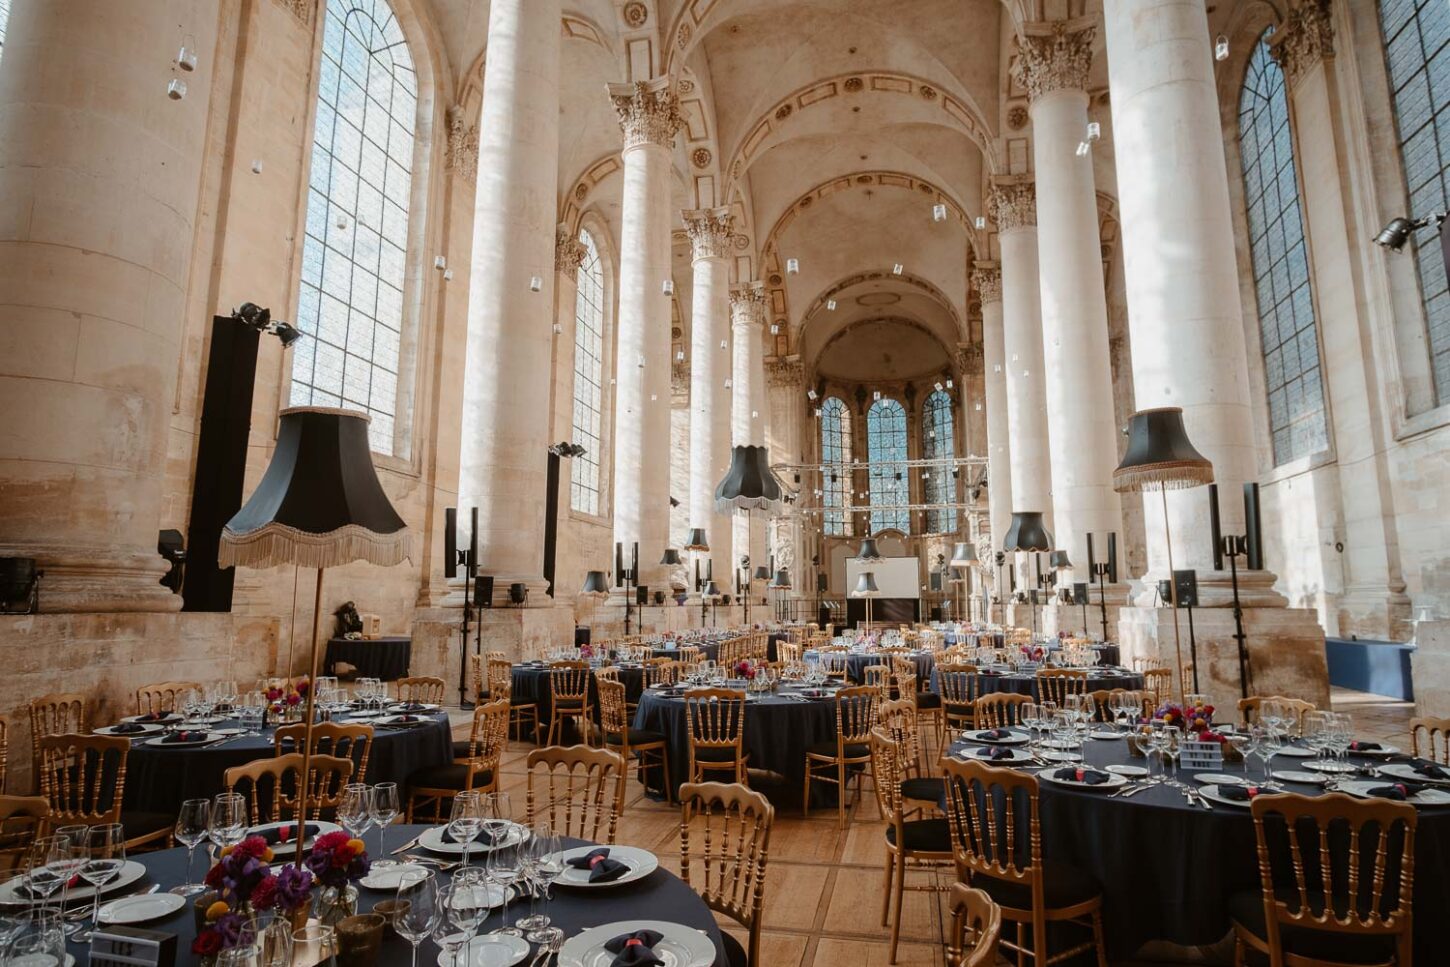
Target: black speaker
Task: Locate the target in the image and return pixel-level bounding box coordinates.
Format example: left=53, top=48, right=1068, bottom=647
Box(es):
left=817, top=606, right=831, bottom=626
left=1107, top=532, right=1119, bottom=584
left=928, top=572, right=943, bottom=592
left=444, top=507, right=458, bottom=579
left=157, top=529, right=186, bottom=594
left=817, top=573, right=828, bottom=593
left=1208, top=484, right=1224, bottom=571
left=1173, top=569, right=1199, bottom=608
left=721, top=594, right=732, bottom=606
left=1243, top=483, right=1264, bottom=570
left=653, top=590, right=665, bottom=605
left=929, top=606, right=942, bottom=622
left=475, top=575, right=494, bottom=608
left=636, top=586, right=649, bottom=606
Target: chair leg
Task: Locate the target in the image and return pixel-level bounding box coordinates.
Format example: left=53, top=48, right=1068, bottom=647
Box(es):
left=1033, top=910, right=1047, bottom=967
left=888, top=847, right=905, bottom=964
left=802, top=761, right=812, bottom=818
left=837, top=760, right=847, bottom=828
left=1092, top=907, right=1107, bottom=967
left=880, top=849, right=894, bottom=926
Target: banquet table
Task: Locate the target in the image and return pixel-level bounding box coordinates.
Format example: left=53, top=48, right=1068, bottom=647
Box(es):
left=929, top=668, right=1144, bottom=701
left=120, top=713, right=453, bottom=813
left=510, top=663, right=647, bottom=735
left=57, top=826, right=727, bottom=966
left=826, top=651, right=936, bottom=686
left=650, top=642, right=720, bottom=663
left=323, top=636, right=412, bottom=680
left=944, top=730, right=1450, bottom=962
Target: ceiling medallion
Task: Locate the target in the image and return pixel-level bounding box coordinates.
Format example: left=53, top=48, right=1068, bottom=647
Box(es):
left=677, top=79, right=695, bottom=95
left=843, top=77, right=864, bottom=93
left=1007, top=105, right=1029, bottom=130
left=676, top=23, right=691, bottom=49
left=775, top=103, right=793, bottom=121
left=623, top=1, right=648, bottom=28
left=769, top=274, right=783, bottom=286
left=919, top=85, right=937, bottom=100
left=733, top=234, right=750, bottom=250
left=691, top=147, right=712, bottom=169
left=575, top=183, right=588, bottom=200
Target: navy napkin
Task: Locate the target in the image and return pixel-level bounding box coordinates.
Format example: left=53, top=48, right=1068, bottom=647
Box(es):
left=135, top=711, right=169, bottom=722
left=976, top=728, right=1012, bottom=741
left=259, top=822, right=320, bottom=845
left=1349, top=740, right=1383, bottom=752
left=565, top=847, right=629, bottom=883
left=1412, top=760, right=1450, bottom=781
left=604, top=929, right=665, bottom=967
left=976, top=746, right=1014, bottom=761
left=1366, top=782, right=1427, bottom=801
left=162, top=730, right=209, bottom=744
left=393, top=702, right=429, bottom=712
left=390, top=714, right=423, bottom=723
left=1217, top=785, right=1265, bottom=801
left=110, top=723, right=145, bottom=734
left=441, top=826, right=498, bottom=846
left=1053, top=767, right=1111, bottom=785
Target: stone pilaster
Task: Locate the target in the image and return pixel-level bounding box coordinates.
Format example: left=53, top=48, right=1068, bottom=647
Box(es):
left=1271, top=0, right=1334, bottom=89
left=973, top=263, right=1014, bottom=603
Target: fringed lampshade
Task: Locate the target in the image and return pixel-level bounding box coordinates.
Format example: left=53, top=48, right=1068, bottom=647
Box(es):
left=949, top=542, right=978, bottom=567
left=856, top=538, right=882, bottom=561
left=660, top=548, right=683, bottom=566
left=701, top=580, right=722, bottom=599
left=768, top=568, right=792, bottom=589
left=714, top=445, right=783, bottom=512
left=1003, top=512, right=1053, bottom=553
left=580, top=570, right=610, bottom=598
left=1049, top=550, right=1072, bottom=570
left=752, top=564, right=771, bottom=581
left=1112, top=407, right=1214, bottom=493
left=683, top=528, right=710, bottom=552
left=851, top=571, right=880, bottom=597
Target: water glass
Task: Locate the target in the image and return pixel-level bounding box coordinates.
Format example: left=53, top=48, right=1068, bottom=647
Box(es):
left=370, top=782, right=401, bottom=868
left=172, top=798, right=211, bottom=895
left=293, top=923, right=337, bottom=967
left=393, top=872, right=440, bottom=967
left=74, top=823, right=126, bottom=942
left=210, top=791, right=248, bottom=850
left=485, top=843, right=523, bottom=937
left=338, top=783, right=374, bottom=840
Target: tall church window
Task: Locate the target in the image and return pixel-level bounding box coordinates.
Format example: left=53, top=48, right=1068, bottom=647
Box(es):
left=819, top=397, right=851, bottom=537
left=922, top=390, right=957, bottom=533
left=291, top=0, right=418, bottom=454
left=0, top=1, right=11, bottom=63
left=867, top=398, right=910, bottom=534
left=1239, top=29, right=1328, bottom=463
left=570, top=230, right=606, bottom=515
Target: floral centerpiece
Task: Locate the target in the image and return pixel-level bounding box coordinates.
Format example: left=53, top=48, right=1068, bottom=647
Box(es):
left=1019, top=643, right=1045, bottom=663
left=194, top=836, right=313, bottom=958
left=735, top=659, right=757, bottom=681
left=1155, top=701, right=1215, bottom=734
left=306, top=830, right=372, bottom=924
left=265, top=677, right=310, bottom=721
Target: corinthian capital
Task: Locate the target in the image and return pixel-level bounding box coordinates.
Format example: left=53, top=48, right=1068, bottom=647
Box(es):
left=1272, top=0, right=1334, bottom=88
left=1013, top=20, right=1095, bottom=101
left=445, top=104, right=479, bottom=182
left=682, top=207, right=735, bottom=261
left=555, top=224, right=588, bottom=275
left=608, top=77, right=683, bottom=150
left=988, top=182, right=1036, bottom=232
left=971, top=264, right=1002, bottom=305
left=765, top=355, right=804, bottom=389
left=729, top=281, right=768, bottom=328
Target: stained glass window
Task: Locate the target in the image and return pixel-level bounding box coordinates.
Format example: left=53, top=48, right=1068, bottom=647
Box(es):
left=867, top=398, right=910, bottom=533
left=0, top=0, right=11, bottom=63
left=571, top=230, right=605, bottom=515
left=819, top=397, right=851, bottom=537
left=290, top=0, right=418, bottom=454
left=922, top=390, right=956, bottom=533
left=1239, top=29, right=1328, bottom=463
left=1380, top=0, right=1450, bottom=401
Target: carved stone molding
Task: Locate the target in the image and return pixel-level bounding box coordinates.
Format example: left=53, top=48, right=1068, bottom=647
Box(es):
left=988, top=182, right=1036, bottom=232
left=445, top=104, right=478, bottom=182
left=682, top=207, right=734, bottom=261
left=765, top=356, right=804, bottom=389
left=1272, top=0, right=1335, bottom=88
left=555, top=224, right=587, bottom=275
left=971, top=265, right=1003, bottom=305
left=956, top=344, right=984, bottom=377
left=608, top=77, right=683, bottom=151
left=274, top=0, right=314, bottom=26
left=729, top=281, right=768, bottom=328
left=1013, top=21, right=1096, bottom=101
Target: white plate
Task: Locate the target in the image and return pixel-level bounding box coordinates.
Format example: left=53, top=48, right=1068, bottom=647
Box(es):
left=358, top=863, right=426, bottom=891
left=956, top=746, right=1034, bottom=764
left=1088, top=730, right=1124, bottom=740
left=0, top=860, right=147, bottom=905
left=98, top=892, right=185, bottom=925
left=1105, top=764, right=1147, bottom=778
left=1339, top=780, right=1450, bottom=805
left=962, top=729, right=1029, bottom=746
left=95, top=724, right=164, bottom=736
left=1192, top=773, right=1247, bottom=786
left=121, top=713, right=181, bottom=725
left=1035, top=767, right=1127, bottom=790
left=417, top=823, right=529, bottom=856
left=246, top=820, right=343, bottom=854
left=1349, top=743, right=1400, bottom=757
left=1272, top=745, right=1315, bottom=758
left=1039, top=750, right=1083, bottom=763
left=1303, top=760, right=1360, bottom=774
left=142, top=732, right=221, bottom=748
left=1378, top=762, right=1450, bottom=786
left=554, top=845, right=659, bottom=889
left=210, top=727, right=249, bottom=737
left=1041, top=738, right=1084, bottom=751
left=1198, top=784, right=1256, bottom=808
left=1274, top=770, right=1329, bottom=785
left=558, top=920, right=716, bottom=967
left=452, top=933, right=531, bottom=967
left=376, top=714, right=436, bottom=726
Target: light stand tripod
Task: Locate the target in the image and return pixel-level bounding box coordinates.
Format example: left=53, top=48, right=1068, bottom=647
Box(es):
left=456, top=550, right=475, bottom=708
left=1221, top=537, right=1251, bottom=700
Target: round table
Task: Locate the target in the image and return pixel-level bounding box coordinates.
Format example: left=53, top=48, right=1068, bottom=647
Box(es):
left=510, top=664, right=647, bottom=735
left=944, top=731, right=1450, bottom=961
left=650, top=643, right=719, bottom=663
left=821, top=651, right=936, bottom=686
left=120, top=714, right=453, bottom=813
left=929, top=668, right=1144, bottom=701
left=59, top=826, right=726, bottom=965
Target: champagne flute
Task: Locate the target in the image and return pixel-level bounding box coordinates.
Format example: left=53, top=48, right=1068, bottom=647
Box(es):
left=370, top=782, right=401, bottom=869
left=171, top=798, right=210, bottom=895
left=337, top=784, right=374, bottom=841
left=74, top=823, right=125, bottom=942
left=393, top=872, right=440, bottom=967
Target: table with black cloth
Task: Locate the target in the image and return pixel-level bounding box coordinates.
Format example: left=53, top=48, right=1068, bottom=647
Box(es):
left=831, top=650, right=936, bottom=686
left=943, top=731, right=1450, bottom=962
left=1092, top=643, right=1120, bottom=667
left=121, top=713, right=452, bottom=813
left=323, top=636, right=412, bottom=680
left=930, top=668, right=1144, bottom=701
left=650, top=642, right=719, bottom=662
left=633, top=687, right=843, bottom=800
left=60, top=827, right=727, bottom=966
left=510, top=663, right=647, bottom=734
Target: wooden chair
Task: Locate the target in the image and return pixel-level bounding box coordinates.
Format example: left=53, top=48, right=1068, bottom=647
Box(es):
left=395, top=676, right=446, bottom=705
left=1238, top=696, right=1318, bottom=733
left=135, top=682, right=202, bottom=717
left=684, top=688, right=749, bottom=784
left=274, top=721, right=374, bottom=782
left=1232, top=792, right=1416, bottom=967
left=941, top=756, right=1108, bottom=966
left=676, top=645, right=703, bottom=665
left=545, top=662, right=593, bottom=746
left=777, top=641, right=802, bottom=664
left=1036, top=669, right=1089, bottom=705
left=645, top=660, right=680, bottom=687
left=870, top=727, right=954, bottom=964
left=28, top=693, right=86, bottom=778
left=524, top=745, right=625, bottom=843
left=1131, top=656, right=1164, bottom=672
left=946, top=883, right=1004, bottom=967
left=0, top=716, right=7, bottom=794
left=878, top=697, right=941, bottom=812
left=406, top=699, right=509, bottom=821
left=1410, top=716, right=1450, bottom=763
left=1086, top=689, right=1115, bottom=723
left=597, top=678, right=671, bottom=800
left=896, top=657, right=943, bottom=752
left=470, top=654, right=486, bottom=706
left=679, top=782, right=774, bottom=967
left=937, top=663, right=981, bottom=732
left=1108, top=689, right=1154, bottom=722
left=224, top=752, right=355, bottom=825
left=488, top=658, right=537, bottom=742
left=975, top=692, right=1030, bottom=729
left=1141, top=667, right=1173, bottom=704
left=0, top=795, right=50, bottom=871
left=35, top=733, right=172, bottom=852
left=804, top=685, right=879, bottom=826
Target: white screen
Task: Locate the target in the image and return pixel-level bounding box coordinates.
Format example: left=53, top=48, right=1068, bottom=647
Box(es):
left=845, top=557, right=920, bottom=599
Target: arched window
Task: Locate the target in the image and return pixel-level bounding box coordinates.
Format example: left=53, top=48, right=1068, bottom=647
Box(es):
left=0, top=0, right=11, bottom=63
left=819, top=397, right=851, bottom=537
left=570, top=230, right=606, bottom=515
left=922, top=390, right=956, bottom=533
left=867, top=398, right=909, bottom=534
left=1239, top=30, right=1327, bottom=464
left=290, top=0, right=418, bottom=454
left=1380, top=2, right=1450, bottom=401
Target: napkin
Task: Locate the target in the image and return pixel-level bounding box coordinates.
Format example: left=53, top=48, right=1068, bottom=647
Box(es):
left=162, top=730, right=209, bottom=744
left=136, top=711, right=169, bottom=722
left=1412, top=760, right=1450, bottom=781
left=1349, top=740, right=1383, bottom=752
left=259, top=822, right=321, bottom=845
left=976, top=746, right=1015, bottom=761
left=441, top=826, right=498, bottom=846
left=976, top=728, right=1012, bottom=741
left=1216, top=785, right=1266, bottom=801
left=390, top=714, right=423, bottom=723
left=604, top=929, right=665, bottom=967
left=1366, top=782, right=1428, bottom=801
left=565, top=847, right=629, bottom=883
left=1053, top=767, right=1111, bottom=785
left=393, top=702, right=429, bottom=712
left=110, top=723, right=146, bottom=734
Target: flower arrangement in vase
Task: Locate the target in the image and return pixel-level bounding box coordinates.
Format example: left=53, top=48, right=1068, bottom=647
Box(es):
left=1019, top=643, right=1045, bottom=663
left=194, top=836, right=313, bottom=958
left=305, top=830, right=372, bottom=924
left=265, top=677, right=311, bottom=721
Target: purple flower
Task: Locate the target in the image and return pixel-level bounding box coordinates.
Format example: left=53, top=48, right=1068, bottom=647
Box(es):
left=275, top=865, right=314, bottom=912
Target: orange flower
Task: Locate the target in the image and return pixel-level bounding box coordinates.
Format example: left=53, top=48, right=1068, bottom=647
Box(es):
left=205, top=900, right=230, bottom=921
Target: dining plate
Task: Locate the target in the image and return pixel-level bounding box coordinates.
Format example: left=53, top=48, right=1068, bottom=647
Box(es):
left=142, top=732, right=221, bottom=748
left=452, top=932, right=530, bottom=967
left=1377, top=762, right=1450, bottom=786
left=962, top=730, right=1029, bottom=746
left=1302, top=759, right=1360, bottom=774
left=1192, top=773, right=1247, bottom=786
left=1273, top=770, right=1329, bottom=785
left=1088, top=730, right=1124, bottom=740
left=417, top=822, right=529, bottom=856
left=1037, top=750, right=1083, bottom=763
left=1348, top=743, right=1400, bottom=757
left=247, top=819, right=344, bottom=854
left=956, top=746, right=1035, bottom=764
left=95, top=723, right=165, bottom=736
left=558, top=920, right=716, bottom=967
left=553, top=845, right=659, bottom=889
left=1035, top=767, right=1128, bottom=791
left=0, top=860, right=147, bottom=906
left=121, top=713, right=182, bottom=725
left=1105, top=764, right=1148, bottom=778
left=210, top=727, right=249, bottom=737
left=1198, top=785, right=1256, bottom=808
left=1271, top=745, right=1315, bottom=758
left=1338, top=780, right=1450, bottom=805
left=358, top=863, right=426, bottom=891
left=97, top=892, right=185, bottom=925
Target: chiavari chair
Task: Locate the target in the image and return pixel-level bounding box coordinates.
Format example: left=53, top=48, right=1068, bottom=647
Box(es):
left=870, top=727, right=954, bottom=964
left=470, top=653, right=487, bottom=705
left=395, top=676, right=446, bottom=704
left=0, top=716, right=7, bottom=794
left=975, top=692, right=1030, bottom=729
left=36, top=733, right=173, bottom=851
left=489, top=657, right=538, bottom=742
left=945, top=883, right=1004, bottom=967
left=804, top=685, right=879, bottom=826
left=224, top=752, right=355, bottom=826
left=1037, top=669, right=1089, bottom=705
left=878, top=697, right=942, bottom=812
left=524, top=744, right=625, bottom=843
left=683, top=688, right=748, bottom=784
left=597, top=678, right=671, bottom=800
left=1006, top=628, right=1033, bottom=647
left=1238, top=696, right=1318, bottom=733
left=1086, top=689, right=1115, bottom=723
left=645, top=659, right=680, bottom=687
left=274, top=721, right=374, bottom=782
left=1232, top=792, right=1416, bottom=967
left=777, top=641, right=802, bottom=664
left=937, top=663, right=981, bottom=732
left=28, top=693, right=86, bottom=779
left=406, top=699, right=509, bottom=821
left=546, top=661, right=594, bottom=746
left=1410, top=716, right=1450, bottom=763
left=718, top=637, right=748, bottom=669
left=1131, top=656, right=1164, bottom=673
left=135, top=681, right=202, bottom=717
left=1141, top=666, right=1173, bottom=705
left=679, top=781, right=773, bottom=967
left=1108, top=689, right=1154, bottom=722
left=0, top=795, right=49, bottom=870
left=676, top=645, right=703, bottom=664
left=862, top=663, right=893, bottom=699
left=941, top=757, right=1108, bottom=966
left=485, top=649, right=508, bottom=664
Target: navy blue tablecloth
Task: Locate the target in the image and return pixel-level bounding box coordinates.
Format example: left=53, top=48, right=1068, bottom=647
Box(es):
left=323, top=637, right=412, bottom=680
left=511, top=664, right=646, bottom=732
left=650, top=642, right=720, bottom=663
left=930, top=669, right=1144, bottom=701
left=836, top=651, right=936, bottom=687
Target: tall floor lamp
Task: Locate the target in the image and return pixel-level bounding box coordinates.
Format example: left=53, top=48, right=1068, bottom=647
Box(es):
left=1003, top=511, right=1052, bottom=635
left=949, top=541, right=978, bottom=622
left=219, top=407, right=412, bottom=868
left=1112, top=407, right=1214, bottom=705
left=851, top=571, right=880, bottom=633
left=715, top=444, right=784, bottom=626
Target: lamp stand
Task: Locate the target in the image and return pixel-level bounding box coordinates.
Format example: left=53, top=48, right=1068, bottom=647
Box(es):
left=1222, top=537, right=1251, bottom=701
left=1159, top=484, right=1187, bottom=704
left=1092, top=564, right=1111, bottom=642
left=456, top=554, right=475, bottom=708
left=295, top=565, right=326, bottom=869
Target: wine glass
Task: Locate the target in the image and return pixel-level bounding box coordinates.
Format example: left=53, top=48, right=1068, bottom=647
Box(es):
left=6, top=911, right=67, bottom=967
left=448, top=792, right=483, bottom=869
left=337, top=784, right=374, bottom=841
left=73, top=823, right=125, bottom=942
left=370, top=782, right=401, bottom=869
left=1301, top=711, right=1331, bottom=766
left=1228, top=730, right=1254, bottom=778
left=433, top=884, right=475, bottom=967
left=1160, top=726, right=1183, bottom=785
left=521, top=825, right=563, bottom=944
left=485, top=841, right=523, bottom=938
left=1253, top=724, right=1282, bottom=786
left=24, top=836, right=77, bottom=916
left=1131, top=727, right=1157, bottom=782
left=171, top=798, right=210, bottom=895
left=210, top=791, right=248, bottom=850
left=393, top=872, right=440, bottom=967
left=480, top=792, right=512, bottom=845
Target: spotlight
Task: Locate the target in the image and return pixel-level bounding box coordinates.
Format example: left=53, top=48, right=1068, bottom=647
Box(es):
left=272, top=322, right=304, bottom=348
left=724, top=378, right=733, bottom=388
left=892, top=263, right=904, bottom=275
left=1373, top=213, right=1446, bottom=252
left=720, top=339, right=728, bottom=349
left=807, top=388, right=818, bottom=400
left=770, top=324, right=780, bottom=335
left=945, top=378, right=954, bottom=389
left=233, top=302, right=271, bottom=331
left=826, top=299, right=837, bottom=311
left=1215, top=35, right=1230, bottom=61
left=250, top=159, right=264, bottom=174
left=932, top=203, right=947, bottom=222
left=786, top=258, right=800, bottom=274
left=873, top=390, right=881, bottom=401
left=529, top=275, right=543, bottom=292
left=1086, top=121, right=1101, bottom=143
left=663, top=279, right=675, bottom=295
left=434, top=255, right=447, bottom=270
left=1076, top=141, right=1091, bottom=157
left=167, top=78, right=187, bottom=100
left=934, top=381, right=943, bottom=392
left=974, top=215, right=986, bottom=229
left=676, top=350, right=686, bottom=361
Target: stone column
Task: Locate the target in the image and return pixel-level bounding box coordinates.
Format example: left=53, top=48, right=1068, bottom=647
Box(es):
left=682, top=208, right=735, bottom=590
left=1018, top=21, right=1124, bottom=592
left=457, top=0, right=561, bottom=602
left=730, top=283, right=768, bottom=600
left=609, top=78, right=681, bottom=595
left=974, top=265, right=1013, bottom=593
left=766, top=356, right=806, bottom=607
left=0, top=0, right=218, bottom=612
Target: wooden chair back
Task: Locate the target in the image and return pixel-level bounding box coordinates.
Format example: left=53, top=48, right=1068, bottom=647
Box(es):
left=833, top=686, right=880, bottom=750
left=524, top=745, right=625, bottom=843
left=645, top=660, right=680, bottom=687
left=1141, top=667, right=1173, bottom=703
left=941, top=757, right=1044, bottom=902
left=975, top=692, right=1030, bottom=729
left=877, top=697, right=924, bottom=776
left=777, top=642, right=802, bottom=664
left=1036, top=669, right=1088, bottom=704
left=396, top=676, right=446, bottom=704
left=679, top=781, right=773, bottom=967
left=224, top=752, right=355, bottom=825
left=945, top=884, right=1003, bottom=967
left=1410, top=716, right=1450, bottom=764
left=36, top=733, right=128, bottom=826
left=0, top=795, right=50, bottom=871
left=273, top=722, right=375, bottom=782
left=676, top=646, right=703, bottom=664
left=868, top=727, right=911, bottom=827
left=597, top=679, right=630, bottom=737
left=0, top=716, right=7, bottom=794
left=937, top=663, right=981, bottom=707
left=548, top=663, right=592, bottom=705
left=862, top=664, right=893, bottom=698
left=470, top=654, right=486, bottom=704
left=486, top=658, right=514, bottom=701
left=135, top=682, right=202, bottom=717
left=458, top=699, right=510, bottom=774
left=29, top=694, right=87, bottom=776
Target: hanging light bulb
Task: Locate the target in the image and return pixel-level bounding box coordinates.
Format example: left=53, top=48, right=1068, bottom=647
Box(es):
left=167, top=78, right=188, bottom=100
left=1215, top=34, right=1230, bottom=61
left=934, top=381, right=943, bottom=392
left=932, top=203, right=947, bottom=222
left=724, top=378, right=733, bottom=388
left=676, top=349, right=686, bottom=361
left=974, top=215, right=986, bottom=230
left=637, top=353, right=645, bottom=368
left=1086, top=121, right=1101, bottom=143
left=662, top=279, right=675, bottom=295
left=719, top=339, right=727, bottom=350
left=892, top=263, right=904, bottom=275
left=945, top=378, right=954, bottom=389
left=1075, top=141, right=1091, bottom=157
left=807, top=388, right=818, bottom=400
left=177, top=40, right=198, bottom=71
left=552, top=323, right=562, bottom=334
left=827, top=299, right=837, bottom=311
left=529, top=276, right=543, bottom=292
left=873, top=390, right=882, bottom=401
left=770, top=323, right=780, bottom=335
left=786, top=257, right=800, bottom=274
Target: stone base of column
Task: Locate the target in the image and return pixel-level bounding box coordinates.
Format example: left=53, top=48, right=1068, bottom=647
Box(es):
left=1042, top=602, right=1128, bottom=640
left=1116, top=604, right=1329, bottom=708
left=0, top=544, right=182, bottom=614
left=1412, top=619, right=1450, bottom=718
left=1335, top=586, right=1415, bottom=643
left=1131, top=568, right=1288, bottom=609
left=574, top=600, right=746, bottom=639
left=440, top=572, right=554, bottom=609
left=411, top=603, right=578, bottom=684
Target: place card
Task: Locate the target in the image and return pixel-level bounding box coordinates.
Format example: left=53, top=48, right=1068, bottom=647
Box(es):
left=1180, top=740, right=1224, bottom=771
left=90, top=926, right=177, bottom=967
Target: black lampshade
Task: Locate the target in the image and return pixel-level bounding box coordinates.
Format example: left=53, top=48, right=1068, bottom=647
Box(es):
left=660, top=548, right=683, bottom=566
left=1113, top=407, right=1215, bottom=493
left=219, top=407, right=411, bottom=569
left=851, top=571, right=881, bottom=596
left=1003, top=512, right=1052, bottom=553
left=701, top=580, right=722, bottom=599
left=683, top=528, right=709, bottom=552
left=580, top=570, right=610, bottom=596
left=949, top=541, right=978, bottom=567
left=1049, top=550, right=1072, bottom=570
left=752, top=565, right=771, bottom=580
left=768, top=568, right=791, bottom=589
left=715, top=444, right=783, bottom=512
left=856, top=538, right=882, bottom=561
